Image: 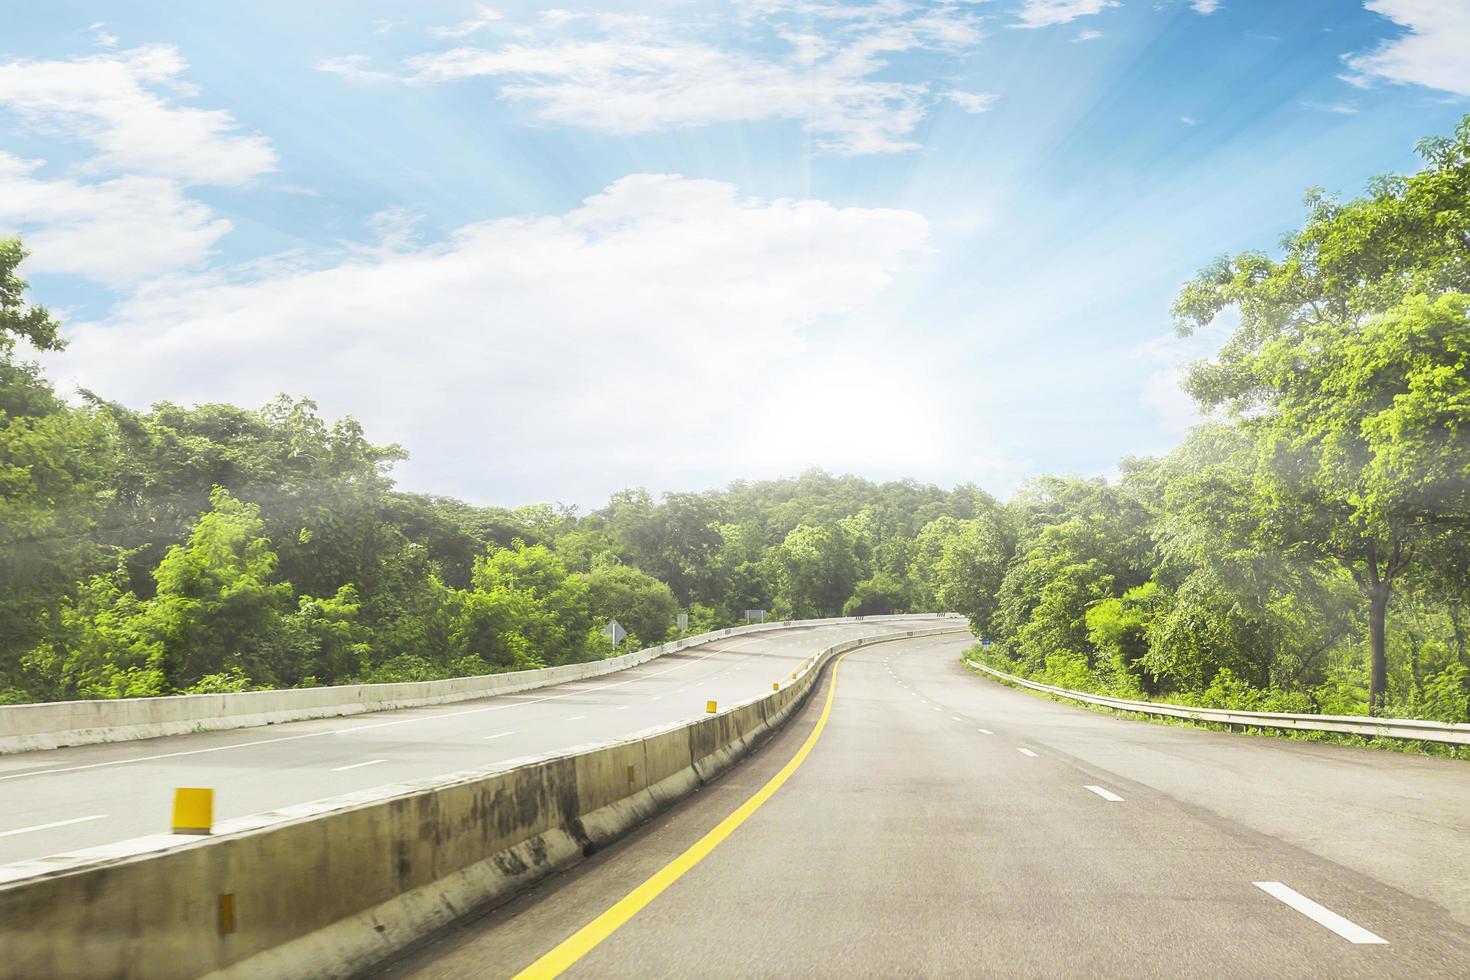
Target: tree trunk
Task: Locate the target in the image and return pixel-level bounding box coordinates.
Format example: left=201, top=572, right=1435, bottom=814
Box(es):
left=1368, top=585, right=1390, bottom=716
left=1451, top=602, right=1466, bottom=664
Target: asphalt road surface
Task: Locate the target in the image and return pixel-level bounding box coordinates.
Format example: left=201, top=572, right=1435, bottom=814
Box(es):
left=0, top=622, right=903, bottom=865
left=381, top=632, right=1470, bottom=979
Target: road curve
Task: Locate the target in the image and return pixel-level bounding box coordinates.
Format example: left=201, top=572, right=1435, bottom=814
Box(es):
left=380, top=632, right=1470, bottom=978
left=0, top=622, right=902, bottom=866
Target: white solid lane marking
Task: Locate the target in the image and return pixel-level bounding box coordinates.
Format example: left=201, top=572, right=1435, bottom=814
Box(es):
left=1017, top=748, right=1039, bottom=757
left=1085, top=785, right=1124, bottom=802
left=651, top=696, right=662, bottom=702
left=0, top=814, right=108, bottom=839
left=1253, top=882, right=1388, bottom=944
left=978, top=728, right=994, bottom=735
left=331, top=759, right=387, bottom=772
left=484, top=731, right=516, bottom=740
left=566, top=715, right=586, bottom=722
left=615, top=705, right=631, bottom=711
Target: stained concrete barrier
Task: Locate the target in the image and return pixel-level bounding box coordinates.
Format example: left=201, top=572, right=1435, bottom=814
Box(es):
left=0, top=623, right=965, bottom=980
left=0, top=614, right=963, bottom=754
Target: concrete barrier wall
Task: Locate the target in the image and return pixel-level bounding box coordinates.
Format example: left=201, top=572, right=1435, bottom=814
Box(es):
left=0, top=614, right=963, bottom=754
left=0, top=623, right=964, bottom=980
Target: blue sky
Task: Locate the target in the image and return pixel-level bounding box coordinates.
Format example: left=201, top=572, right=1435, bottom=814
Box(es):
left=2, top=1, right=1467, bottom=505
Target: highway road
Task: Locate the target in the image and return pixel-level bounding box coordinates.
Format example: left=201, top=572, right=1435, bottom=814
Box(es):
left=381, top=631, right=1470, bottom=978
left=0, top=622, right=904, bottom=866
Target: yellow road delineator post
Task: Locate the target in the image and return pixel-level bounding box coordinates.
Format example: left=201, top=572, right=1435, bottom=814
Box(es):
left=172, top=787, right=214, bottom=835
left=705, top=700, right=718, bottom=714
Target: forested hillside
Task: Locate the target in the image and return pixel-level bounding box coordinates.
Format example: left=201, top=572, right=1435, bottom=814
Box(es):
left=3, top=116, right=1469, bottom=724
left=0, top=256, right=995, bottom=701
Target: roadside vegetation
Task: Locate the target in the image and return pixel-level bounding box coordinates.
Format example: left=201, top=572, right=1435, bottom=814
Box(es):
left=970, top=116, right=1470, bottom=724
left=2, top=116, right=1469, bottom=725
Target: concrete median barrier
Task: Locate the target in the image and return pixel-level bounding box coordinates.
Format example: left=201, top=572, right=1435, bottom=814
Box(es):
left=0, top=623, right=964, bottom=980
left=0, top=614, right=963, bottom=755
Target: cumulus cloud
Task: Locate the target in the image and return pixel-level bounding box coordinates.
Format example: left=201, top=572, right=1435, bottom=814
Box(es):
left=401, top=3, right=987, bottom=154
left=0, top=44, right=278, bottom=285
left=0, top=152, right=231, bottom=285
left=1343, top=0, right=1470, bottom=97
left=0, top=44, right=277, bottom=184
left=51, top=175, right=935, bottom=501
left=1012, top=0, right=1120, bottom=29
left=1191, top=0, right=1221, bottom=13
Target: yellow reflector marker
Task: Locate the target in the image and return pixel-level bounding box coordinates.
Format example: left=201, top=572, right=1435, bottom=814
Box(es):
left=513, top=650, right=852, bottom=979
left=218, top=893, right=236, bottom=935
left=772, top=682, right=779, bottom=691
left=172, top=787, right=213, bottom=835
left=705, top=700, right=718, bottom=714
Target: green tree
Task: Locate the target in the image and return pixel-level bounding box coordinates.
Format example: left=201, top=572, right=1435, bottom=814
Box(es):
left=1174, top=117, right=1470, bottom=711
left=578, top=562, right=679, bottom=649
left=147, top=488, right=295, bottom=688
left=843, top=572, right=911, bottom=616
left=767, top=523, right=857, bottom=619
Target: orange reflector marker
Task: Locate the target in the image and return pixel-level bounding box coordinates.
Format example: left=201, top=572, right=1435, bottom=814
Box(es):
left=219, top=893, right=236, bottom=935
left=706, top=700, right=718, bottom=714
left=172, top=787, right=213, bottom=835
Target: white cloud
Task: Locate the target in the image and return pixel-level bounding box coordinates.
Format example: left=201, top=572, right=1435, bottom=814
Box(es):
left=1191, top=0, right=1221, bottom=14
left=88, top=22, right=120, bottom=48
left=403, top=4, right=987, bottom=154
left=1137, top=317, right=1232, bottom=435
left=945, top=90, right=999, bottom=113
left=1301, top=100, right=1360, bottom=114
left=1012, top=0, right=1120, bottom=29
left=1179, top=114, right=1198, bottom=125
left=0, top=45, right=277, bottom=184
left=431, top=5, right=503, bottom=40
left=50, top=175, right=935, bottom=501
left=1343, top=0, right=1470, bottom=97
left=0, top=152, right=230, bottom=285
left=316, top=54, right=393, bottom=84
left=1074, top=30, right=1104, bottom=41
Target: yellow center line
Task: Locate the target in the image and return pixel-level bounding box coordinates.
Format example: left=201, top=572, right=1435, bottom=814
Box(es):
left=513, top=649, right=854, bottom=979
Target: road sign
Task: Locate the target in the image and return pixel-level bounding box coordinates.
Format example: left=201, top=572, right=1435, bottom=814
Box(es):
left=603, top=619, right=627, bottom=649
left=981, top=638, right=992, bottom=648
left=677, top=612, right=689, bottom=631
left=744, top=609, right=766, bottom=623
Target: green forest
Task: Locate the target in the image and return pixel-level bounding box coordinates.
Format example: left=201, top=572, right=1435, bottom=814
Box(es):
left=3, top=116, right=1469, bottom=724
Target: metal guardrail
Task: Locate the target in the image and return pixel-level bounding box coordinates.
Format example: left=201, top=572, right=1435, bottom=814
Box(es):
left=965, top=658, right=1470, bottom=747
